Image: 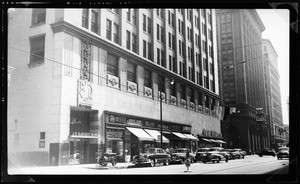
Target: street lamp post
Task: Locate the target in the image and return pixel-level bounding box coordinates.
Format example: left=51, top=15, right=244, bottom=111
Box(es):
left=159, top=77, right=174, bottom=148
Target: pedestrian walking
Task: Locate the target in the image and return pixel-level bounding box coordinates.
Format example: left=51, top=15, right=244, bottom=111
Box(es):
left=184, top=149, right=191, bottom=172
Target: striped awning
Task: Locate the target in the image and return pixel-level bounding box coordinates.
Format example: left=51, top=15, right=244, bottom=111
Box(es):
left=126, top=127, right=154, bottom=141
left=183, top=133, right=199, bottom=140
left=144, top=129, right=169, bottom=143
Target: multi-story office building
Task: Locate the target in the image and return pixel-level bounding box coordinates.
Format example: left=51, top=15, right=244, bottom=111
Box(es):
left=8, top=8, right=221, bottom=166
left=216, top=9, right=270, bottom=154
left=262, top=39, right=285, bottom=149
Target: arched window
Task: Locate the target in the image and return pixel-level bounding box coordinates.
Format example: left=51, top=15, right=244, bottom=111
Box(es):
left=226, top=13, right=231, bottom=22
left=221, top=14, right=225, bottom=23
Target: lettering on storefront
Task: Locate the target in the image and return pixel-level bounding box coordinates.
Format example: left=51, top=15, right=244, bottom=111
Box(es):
left=157, top=124, right=170, bottom=131
left=106, top=129, right=124, bottom=139
left=171, top=125, right=181, bottom=132
left=126, top=118, right=143, bottom=126
left=144, top=121, right=156, bottom=128
left=107, top=114, right=125, bottom=124
left=71, top=132, right=98, bottom=137
left=182, top=126, right=192, bottom=133
left=70, top=118, right=81, bottom=125
left=202, top=129, right=222, bottom=138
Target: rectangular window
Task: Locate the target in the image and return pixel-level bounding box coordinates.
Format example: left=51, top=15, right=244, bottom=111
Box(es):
left=132, top=9, right=136, bottom=25
left=179, top=40, right=182, bottom=55
left=143, top=14, right=146, bottom=32
left=172, top=35, right=175, bottom=49
left=168, top=32, right=171, bottom=48
left=144, top=69, right=152, bottom=88
left=143, top=40, right=147, bottom=58
left=82, top=9, right=88, bottom=28
left=106, top=19, right=112, bottom=40
left=29, top=35, right=45, bottom=65
left=157, top=48, right=160, bottom=65
left=126, top=30, right=131, bottom=50
left=147, top=17, right=152, bottom=34
left=173, top=57, right=177, bottom=73
left=39, top=132, right=45, bottom=148
left=157, top=24, right=160, bottom=40
left=107, top=53, right=118, bottom=76
left=113, top=23, right=119, bottom=44
left=169, top=55, right=172, bottom=71
left=148, top=42, right=152, bottom=60
left=127, top=9, right=131, bottom=22
left=210, top=62, right=213, bottom=74
left=40, top=132, right=45, bottom=139
left=32, top=8, right=46, bottom=25
left=187, top=27, right=190, bottom=41
left=91, top=10, right=98, bottom=33
left=161, top=50, right=165, bottom=67
left=188, top=47, right=191, bottom=60
left=161, top=27, right=164, bottom=41
left=132, top=34, right=137, bottom=53
left=127, top=62, right=136, bottom=83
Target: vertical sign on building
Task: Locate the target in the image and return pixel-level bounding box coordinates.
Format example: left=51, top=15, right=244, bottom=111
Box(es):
left=256, top=108, right=264, bottom=121
left=78, top=41, right=92, bottom=108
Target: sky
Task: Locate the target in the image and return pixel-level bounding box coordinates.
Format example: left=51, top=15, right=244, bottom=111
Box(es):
left=256, top=9, right=290, bottom=125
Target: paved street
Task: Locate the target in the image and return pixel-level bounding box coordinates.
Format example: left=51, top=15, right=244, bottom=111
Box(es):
left=8, top=155, right=289, bottom=175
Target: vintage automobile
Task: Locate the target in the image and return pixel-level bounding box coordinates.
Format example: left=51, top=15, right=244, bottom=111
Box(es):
left=226, top=149, right=244, bottom=159
left=277, top=147, right=289, bottom=160
left=200, top=148, right=228, bottom=164
left=258, top=148, right=276, bottom=157
left=170, top=148, right=196, bottom=164
left=196, top=147, right=210, bottom=162
left=132, top=148, right=171, bottom=167
left=210, top=147, right=230, bottom=161
left=232, top=148, right=245, bottom=159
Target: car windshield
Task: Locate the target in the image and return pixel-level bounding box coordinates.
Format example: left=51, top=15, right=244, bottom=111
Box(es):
left=146, top=149, right=156, bottom=154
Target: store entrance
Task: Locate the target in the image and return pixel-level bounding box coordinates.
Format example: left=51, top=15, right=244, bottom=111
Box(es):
left=69, top=139, right=89, bottom=164
left=106, top=139, right=124, bottom=162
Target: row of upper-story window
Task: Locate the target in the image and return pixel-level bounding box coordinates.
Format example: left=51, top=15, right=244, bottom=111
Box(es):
left=28, top=9, right=215, bottom=91
left=106, top=52, right=217, bottom=108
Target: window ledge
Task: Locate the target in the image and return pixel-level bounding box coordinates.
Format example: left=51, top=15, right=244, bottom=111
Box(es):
left=30, top=22, right=46, bottom=28
left=28, top=61, right=44, bottom=68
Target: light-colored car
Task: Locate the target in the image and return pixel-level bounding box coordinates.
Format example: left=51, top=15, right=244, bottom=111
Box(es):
left=170, top=148, right=196, bottom=164
left=132, top=148, right=171, bottom=167
left=277, top=147, right=289, bottom=160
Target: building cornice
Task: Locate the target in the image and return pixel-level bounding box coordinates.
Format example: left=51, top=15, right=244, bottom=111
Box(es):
left=50, top=20, right=220, bottom=100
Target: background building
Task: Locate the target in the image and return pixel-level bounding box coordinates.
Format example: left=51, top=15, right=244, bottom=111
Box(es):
left=261, top=39, right=285, bottom=150
left=8, top=8, right=221, bottom=167
left=216, top=9, right=269, bottom=154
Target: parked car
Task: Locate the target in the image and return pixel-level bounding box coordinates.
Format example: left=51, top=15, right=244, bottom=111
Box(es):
left=170, top=148, right=196, bottom=164
left=196, top=148, right=210, bottom=162
left=225, top=149, right=239, bottom=159
left=277, top=147, right=289, bottom=160
left=232, top=148, right=245, bottom=159
left=258, top=148, right=276, bottom=157
left=210, top=147, right=230, bottom=161
left=132, top=148, right=171, bottom=167
left=200, top=148, right=228, bottom=164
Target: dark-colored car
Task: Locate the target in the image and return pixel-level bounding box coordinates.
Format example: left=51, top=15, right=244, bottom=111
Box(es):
left=200, top=148, right=227, bottom=164
left=170, top=148, right=196, bottom=164
left=132, top=148, right=171, bottom=167
left=196, top=148, right=210, bottom=162
left=277, top=147, right=289, bottom=160
left=210, top=147, right=230, bottom=161
left=258, top=148, right=276, bottom=157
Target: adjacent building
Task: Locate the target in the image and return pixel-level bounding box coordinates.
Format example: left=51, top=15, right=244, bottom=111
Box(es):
left=8, top=8, right=221, bottom=166
left=262, top=39, right=285, bottom=149
left=216, top=9, right=269, bottom=154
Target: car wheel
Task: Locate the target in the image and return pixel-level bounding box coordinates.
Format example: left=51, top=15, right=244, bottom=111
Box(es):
left=150, top=159, right=155, bottom=167
left=111, top=159, right=117, bottom=166
left=212, top=160, right=215, bottom=163
left=203, top=161, right=206, bottom=164
left=226, top=159, right=228, bottom=163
